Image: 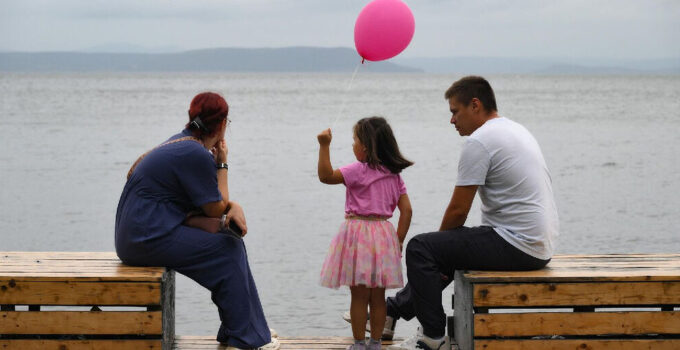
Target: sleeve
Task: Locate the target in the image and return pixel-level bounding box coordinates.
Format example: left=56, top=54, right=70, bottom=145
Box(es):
left=177, top=147, right=223, bottom=207
left=456, top=138, right=490, bottom=186
left=397, top=175, right=407, bottom=195
left=339, top=162, right=363, bottom=188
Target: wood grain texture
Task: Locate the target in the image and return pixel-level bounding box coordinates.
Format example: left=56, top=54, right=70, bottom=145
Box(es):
left=463, top=254, right=680, bottom=283
left=0, top=252, right=165, bottom=282
left=0, top=311, right=162, bottom=335
left=472, top=281, right=680, bottom=307
left=0, top=339, right=161, bottom=349
left=0, top=280, right=161, bottom=305
left=474, top=311, right=680, bottom=337
left=173, top=336, right=402, bottom=349
left=474, top=339, right=680, bottom=350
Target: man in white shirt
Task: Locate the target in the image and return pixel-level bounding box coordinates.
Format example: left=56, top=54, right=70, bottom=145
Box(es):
left=386, top=76, right=559, bottom=350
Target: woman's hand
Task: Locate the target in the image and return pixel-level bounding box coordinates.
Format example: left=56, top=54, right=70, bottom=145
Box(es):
left=317, top=128, right=332, bottom=146
left=212, top=139, right=228, bottom=163
left=224, top=201, right=248, bottom=236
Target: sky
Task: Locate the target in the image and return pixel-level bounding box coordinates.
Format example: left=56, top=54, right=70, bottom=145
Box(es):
left=1, top=0, right=679, bottom=59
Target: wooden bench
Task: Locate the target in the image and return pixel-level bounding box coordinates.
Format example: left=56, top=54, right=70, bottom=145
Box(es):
left=0, top=252, right=175, bottom=350
left=451, top=254, right=680, bottom=350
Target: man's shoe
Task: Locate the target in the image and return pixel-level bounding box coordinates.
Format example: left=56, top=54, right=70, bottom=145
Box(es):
left=342, top=311, right=396, bottom=340
left=387, top=327, right=450, bottom=350
left=415, top=337, right=450, bottom=350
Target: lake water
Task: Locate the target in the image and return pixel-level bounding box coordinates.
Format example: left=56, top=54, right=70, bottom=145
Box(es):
left=1, top=72, right=679, bottom=337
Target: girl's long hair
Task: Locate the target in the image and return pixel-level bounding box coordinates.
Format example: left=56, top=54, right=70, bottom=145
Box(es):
left=354, top=116, right=413, bottom=174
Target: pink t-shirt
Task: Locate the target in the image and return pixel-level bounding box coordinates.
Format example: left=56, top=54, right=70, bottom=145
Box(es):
left=339, top=161, right=407, bottom=218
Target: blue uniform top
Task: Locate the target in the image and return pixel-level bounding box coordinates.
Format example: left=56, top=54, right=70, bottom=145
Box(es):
left=115, top=129, right=222, bottom=256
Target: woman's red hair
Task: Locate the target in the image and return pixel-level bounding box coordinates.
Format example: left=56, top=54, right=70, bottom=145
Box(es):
left=186, top=92, right=229, bottom=137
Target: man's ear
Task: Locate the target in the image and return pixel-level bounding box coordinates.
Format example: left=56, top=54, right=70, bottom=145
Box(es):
left=470, top=98, right=481, bottom=113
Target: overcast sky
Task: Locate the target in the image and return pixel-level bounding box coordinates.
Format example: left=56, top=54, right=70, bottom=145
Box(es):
left=1, top=0, right=678, bottom=59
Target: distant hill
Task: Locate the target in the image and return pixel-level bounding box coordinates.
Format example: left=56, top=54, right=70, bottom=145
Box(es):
left=393, top=56, right=680, bottom=75
left=0, top=47, right=421, bottom=73
left=1, top=47, right=677, bottom=74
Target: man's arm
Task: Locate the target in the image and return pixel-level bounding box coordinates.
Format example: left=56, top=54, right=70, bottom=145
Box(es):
left=439, top=185, right=478, bottom=231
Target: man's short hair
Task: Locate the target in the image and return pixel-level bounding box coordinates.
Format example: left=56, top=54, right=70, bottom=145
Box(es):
left=445, top=76, right=498, bottom=112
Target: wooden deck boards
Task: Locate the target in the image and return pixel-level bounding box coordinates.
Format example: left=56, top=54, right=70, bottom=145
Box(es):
left=173, top=336, right=402, bottom=350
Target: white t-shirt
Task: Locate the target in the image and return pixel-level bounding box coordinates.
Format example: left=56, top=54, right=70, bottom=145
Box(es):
left=456, top=117, right=559, bottom=260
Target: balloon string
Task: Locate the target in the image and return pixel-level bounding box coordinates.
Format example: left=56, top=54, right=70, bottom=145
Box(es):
left=331, top=62, right=362, bottom=130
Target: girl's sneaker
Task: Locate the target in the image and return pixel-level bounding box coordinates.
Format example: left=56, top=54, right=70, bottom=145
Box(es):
left=367, top=340, right=382, bottom=350
left=347, top=341, right=367, bottom=350
left=342, top=311, right=396, bottom=340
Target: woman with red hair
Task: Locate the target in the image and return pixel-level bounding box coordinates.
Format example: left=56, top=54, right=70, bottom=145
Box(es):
left=115, top=92, right=278, bottom=350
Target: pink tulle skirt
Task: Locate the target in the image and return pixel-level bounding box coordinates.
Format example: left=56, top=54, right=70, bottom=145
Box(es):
left=320, top=216, right=404, bottom=289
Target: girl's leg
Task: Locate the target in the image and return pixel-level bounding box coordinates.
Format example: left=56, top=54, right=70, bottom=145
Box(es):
left=368, top=287, right=386, bottom=341
left=350, top=285, right=371, bottom=341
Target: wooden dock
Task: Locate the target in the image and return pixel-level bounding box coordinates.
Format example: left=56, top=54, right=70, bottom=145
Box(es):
left=173, top=336, right=402, bottom=349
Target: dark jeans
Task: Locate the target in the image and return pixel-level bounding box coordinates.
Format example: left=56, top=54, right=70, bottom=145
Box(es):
left=386, top=226, right=549, bottom=339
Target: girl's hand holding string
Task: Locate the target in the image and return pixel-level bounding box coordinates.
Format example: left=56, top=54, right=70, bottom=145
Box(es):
left=317, top=128, right=332, bottom=146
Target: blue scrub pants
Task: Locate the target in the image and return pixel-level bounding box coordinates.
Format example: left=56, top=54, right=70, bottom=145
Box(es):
left=117, top=225, right=271, bottom=348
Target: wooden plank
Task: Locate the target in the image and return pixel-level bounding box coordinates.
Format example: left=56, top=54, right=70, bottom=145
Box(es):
left=474, top=311, right=680, bottom=337
left=0, top=252, right=166, bottom=282
left=474, top=339, right=680, bottom=350
left=0, top=311, right=162, bottom=335
left=473, top=281, right=680, bottom=307
left=173, top=336, right=402, bottom=349
left=0, top=252, right=120, bottom=260
left=0, top=339, right=161, bottom=349
left=0, top=280, right=161, bottom=305
left=463, top=254, right=680, bottom=282
left=0, top=273, right=164, bottom=282
left=454, top=270, right=474, bottom=350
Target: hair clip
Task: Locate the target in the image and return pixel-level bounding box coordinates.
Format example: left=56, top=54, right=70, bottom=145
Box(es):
left=190, top=116, right=209, bottom=133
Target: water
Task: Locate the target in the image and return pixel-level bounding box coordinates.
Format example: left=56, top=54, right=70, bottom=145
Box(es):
left=1, top=72, right=679, bottom=337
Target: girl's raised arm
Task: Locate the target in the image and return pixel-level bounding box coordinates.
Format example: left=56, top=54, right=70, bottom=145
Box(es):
left=396, top=193, right=412, bottom=252
left=317, top=128, right=344, bottom=184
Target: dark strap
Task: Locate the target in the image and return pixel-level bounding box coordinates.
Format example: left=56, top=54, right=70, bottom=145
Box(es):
left=127, top=136, right=201, bottom=179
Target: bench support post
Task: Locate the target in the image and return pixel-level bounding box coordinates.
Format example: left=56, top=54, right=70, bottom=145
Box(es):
left=453, top=270, right=473, bottom=350
left=162, top=270, right=176, bottom=350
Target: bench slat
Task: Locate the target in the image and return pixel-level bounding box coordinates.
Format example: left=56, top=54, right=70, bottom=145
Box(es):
left=0, top=311, right=162, bottom=335
left=474, top=311, right=680, bottom=337
left=474, top=339, right=680, bottom=350
left=0, top=280, right=161, bottom=305
left=0, top=272, right=164, bottom=282
left=473, top=281, right=680, bottom=307
left=0, top=339, right=162, bottom=350
left=1, top=252, right=119, bottom=260
left=463, top=254, right=680, bottom=282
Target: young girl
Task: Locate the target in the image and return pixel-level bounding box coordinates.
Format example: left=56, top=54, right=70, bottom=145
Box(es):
left=317, top=117, right=413, bottom=350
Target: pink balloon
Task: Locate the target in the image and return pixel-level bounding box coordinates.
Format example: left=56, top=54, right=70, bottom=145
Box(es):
left=354, top=0, right=415, bottom=62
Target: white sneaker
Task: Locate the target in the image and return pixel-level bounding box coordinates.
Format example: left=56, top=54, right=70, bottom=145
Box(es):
left=387, top=327, right=451, bottom=350
left=269, top=328, right=278, bottom=338
left=342, top=311, right=396, bottom=340
left=387, top=326, right=422, bottom=350
left=258, top=337, right=280, bottom=350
